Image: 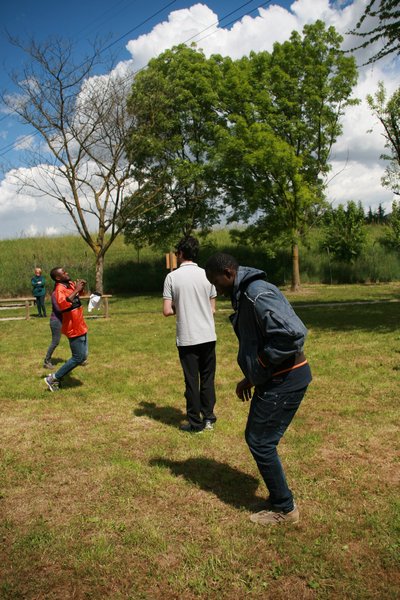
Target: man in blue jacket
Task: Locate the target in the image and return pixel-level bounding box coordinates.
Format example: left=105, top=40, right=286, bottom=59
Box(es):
left=205, top=253, right=312, bottom=526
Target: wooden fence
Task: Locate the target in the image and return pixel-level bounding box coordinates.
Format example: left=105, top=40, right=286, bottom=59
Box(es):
left=0, top=295, right=112, bottom=321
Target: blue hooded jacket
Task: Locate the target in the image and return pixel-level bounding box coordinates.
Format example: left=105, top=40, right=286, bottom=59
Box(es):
left=230, top=266, right=308, bottom=386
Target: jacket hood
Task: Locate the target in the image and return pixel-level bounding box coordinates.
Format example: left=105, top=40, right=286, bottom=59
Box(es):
left=232, top=266, right=267, bottom=310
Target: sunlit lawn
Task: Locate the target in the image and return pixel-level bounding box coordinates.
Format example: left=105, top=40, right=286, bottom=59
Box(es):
left=0, top=284, right=399, bottom=599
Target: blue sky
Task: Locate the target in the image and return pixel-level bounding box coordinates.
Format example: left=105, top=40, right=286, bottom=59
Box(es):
left=0, top=1, right=292, bottom=166
left=1, top=1, right=293, bottom=76
left=0, top=1, right=398, bottom=238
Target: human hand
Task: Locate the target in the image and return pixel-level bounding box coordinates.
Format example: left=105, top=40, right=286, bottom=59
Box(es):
left=235, top=378, right=253, bottom=402
left=75, top=279, right=86, bottom=292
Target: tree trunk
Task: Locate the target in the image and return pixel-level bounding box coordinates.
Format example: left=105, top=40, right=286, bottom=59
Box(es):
left=95, top=254, right=104, bottom=294
left=291, top=242, right=300, bottom=292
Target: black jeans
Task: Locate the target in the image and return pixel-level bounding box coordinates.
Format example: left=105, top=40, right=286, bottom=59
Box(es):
left=178, top=341, right=217, bottom=430
left=35, top=295, right=46, bottom=317
left=245, top=386, right=308, bottom=513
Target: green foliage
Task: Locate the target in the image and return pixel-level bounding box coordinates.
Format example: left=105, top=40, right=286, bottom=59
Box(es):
left=349, top=0, right=400, bottom=63
left=321, top=201, right=367, bottom=263
left=124, top=45, right=224, bottom=250
left=1, top=226, right=400, bottom=299
left=367, top=82, right=400, bottom=196
left=381, top=200, right=400, bottom=250
left=215, top=21, right=358, bottom=288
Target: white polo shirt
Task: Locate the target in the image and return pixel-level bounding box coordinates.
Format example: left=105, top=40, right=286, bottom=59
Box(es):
left=163, top=262, right=217, bottom=347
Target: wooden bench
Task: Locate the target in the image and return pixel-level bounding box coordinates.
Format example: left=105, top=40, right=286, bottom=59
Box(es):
left=0, top=295, right=113, bottom=321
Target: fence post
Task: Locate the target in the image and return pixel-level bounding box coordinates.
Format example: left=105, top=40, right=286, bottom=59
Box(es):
left=103, top=297, right=109, bottom=319
left=25, top=300, right=30, bottom=320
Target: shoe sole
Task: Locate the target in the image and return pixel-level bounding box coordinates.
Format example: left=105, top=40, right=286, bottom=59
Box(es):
left=250, top=509, right=299, bottom=526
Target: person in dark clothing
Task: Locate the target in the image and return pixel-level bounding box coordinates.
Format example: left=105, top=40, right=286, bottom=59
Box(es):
left=31, top=267, right=47, bottom=317
left=43, top=289, right=63, bottom=370
left=205, top=253, right=312, bottom=526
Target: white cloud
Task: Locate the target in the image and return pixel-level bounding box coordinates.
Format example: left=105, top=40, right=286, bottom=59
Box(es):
left=328, top=159, right=394, bottom=209
left=0, top=0, right=398, bottom=239
left=0, top=166, right=97, bottom=238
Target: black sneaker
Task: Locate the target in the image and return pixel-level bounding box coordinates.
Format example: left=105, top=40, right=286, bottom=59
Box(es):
left=43, top=361, right=54, bottom=369
left=179, top=423, right=203, bottom=434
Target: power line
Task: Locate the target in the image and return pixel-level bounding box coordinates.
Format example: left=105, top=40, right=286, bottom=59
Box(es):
left=0, top=0, right=271, bottom=159
left=193, top=0, right=271, bottom=45
left=0, top=0, right=178, bottom=130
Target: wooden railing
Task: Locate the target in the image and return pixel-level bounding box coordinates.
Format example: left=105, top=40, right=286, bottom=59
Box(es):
left=0, top=295, right=113, bottom=321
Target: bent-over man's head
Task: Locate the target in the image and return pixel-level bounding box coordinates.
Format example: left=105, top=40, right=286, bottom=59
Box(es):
left=205, top=253, right=239, bottom=297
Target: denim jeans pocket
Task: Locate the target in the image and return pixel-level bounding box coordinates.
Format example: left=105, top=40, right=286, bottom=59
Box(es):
left=253, top=391, right=282, bottom=428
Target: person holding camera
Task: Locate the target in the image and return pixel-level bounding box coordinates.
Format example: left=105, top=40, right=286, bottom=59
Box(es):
left=44, top=267, right=88, bottom=392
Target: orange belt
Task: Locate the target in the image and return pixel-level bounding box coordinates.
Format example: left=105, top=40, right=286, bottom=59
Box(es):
left=258, top=351, right=307, bottom=376
left=272, top=359, right=308, bottom=377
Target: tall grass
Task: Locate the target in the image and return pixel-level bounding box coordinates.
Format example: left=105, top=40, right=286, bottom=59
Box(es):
left=0, top=226, right=399, bottom=297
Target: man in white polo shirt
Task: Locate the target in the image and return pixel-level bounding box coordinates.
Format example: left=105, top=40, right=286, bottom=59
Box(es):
left=163, top=236, right=217, bottom=433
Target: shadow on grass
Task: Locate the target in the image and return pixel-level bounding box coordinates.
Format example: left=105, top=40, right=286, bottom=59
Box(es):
left=295, top=302, right=399, bottom=332
left=134, top=401, right=185, bottom=426
left=150, top=457, right=261, bottom=510
left=61, top=375, right=83, bottom=389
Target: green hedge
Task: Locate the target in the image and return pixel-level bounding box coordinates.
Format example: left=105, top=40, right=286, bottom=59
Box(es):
left=0, top=227, right=399, bottom=297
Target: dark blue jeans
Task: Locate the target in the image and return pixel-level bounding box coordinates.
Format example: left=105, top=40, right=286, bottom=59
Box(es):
left=245, top=386, right=307, bottom=513
left=54, top=334, right=88, bottom=380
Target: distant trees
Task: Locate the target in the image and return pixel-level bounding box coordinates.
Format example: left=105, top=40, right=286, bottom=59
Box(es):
left=381, top=200, right=400, bottom=250
left=366, top=202, right=387, bottom=224
left=322, top=201, right=366, bottom=262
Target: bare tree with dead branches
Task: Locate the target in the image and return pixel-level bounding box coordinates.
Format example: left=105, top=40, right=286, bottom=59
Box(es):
left=2, top=36, right=152, bottom=292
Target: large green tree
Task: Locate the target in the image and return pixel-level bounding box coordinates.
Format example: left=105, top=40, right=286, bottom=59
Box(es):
left=216, top=21, right=358, bottom=290
left=367, top=82, right=400, bottom=196
left=124, top=44, right=223, bottom=250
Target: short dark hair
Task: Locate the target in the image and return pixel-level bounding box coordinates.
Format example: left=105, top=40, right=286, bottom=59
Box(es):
left=176, top=236, right=199, bottom=261
left=50, top=266, right=62, bottom=281
left=205, top=252, right=239, bottom=274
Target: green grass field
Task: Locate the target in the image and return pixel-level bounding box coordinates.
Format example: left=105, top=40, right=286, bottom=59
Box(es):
left=0, top=284, right=399, bottom=599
